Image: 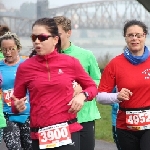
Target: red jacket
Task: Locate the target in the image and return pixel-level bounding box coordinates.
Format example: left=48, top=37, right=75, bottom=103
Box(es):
left=12, top=50, right=98, bottom=139
left=98, top=54, right=150, bottom=130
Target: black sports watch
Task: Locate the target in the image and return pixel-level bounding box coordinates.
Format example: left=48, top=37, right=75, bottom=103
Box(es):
left=83, top=92, right=89, bottom=101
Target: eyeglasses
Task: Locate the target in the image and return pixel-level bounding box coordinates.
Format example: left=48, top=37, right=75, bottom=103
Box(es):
left=1, top=47, right=17, bottom=53
left=31, top=34, right=53, bottom=42
left=125, top=33, right=145, bottom=39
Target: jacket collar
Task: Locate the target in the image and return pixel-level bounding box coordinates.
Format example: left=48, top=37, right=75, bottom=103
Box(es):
left=36, top=49, right=58, bottom=62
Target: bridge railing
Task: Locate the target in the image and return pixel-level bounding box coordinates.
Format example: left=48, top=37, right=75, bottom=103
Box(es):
left=0, top=15, right=35, bottom=36
left=0, top=0, right=150, bottom=36
left=48, top=0, right=150, bottom=29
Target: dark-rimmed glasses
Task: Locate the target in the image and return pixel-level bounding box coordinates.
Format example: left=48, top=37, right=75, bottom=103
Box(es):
left=125, top=33, right=145, bottom=39
left=31, top=34, right=53, bottom=42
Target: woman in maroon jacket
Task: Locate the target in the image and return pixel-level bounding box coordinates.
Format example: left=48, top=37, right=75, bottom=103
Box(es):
left=11, top=18, right=98, bottom=150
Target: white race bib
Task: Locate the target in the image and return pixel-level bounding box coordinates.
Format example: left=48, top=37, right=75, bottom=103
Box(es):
left=3, top=89, right=14, bottom=106
left=38, top=122, right=72, bottom=149
left=126, top=110, right=150, bottom=130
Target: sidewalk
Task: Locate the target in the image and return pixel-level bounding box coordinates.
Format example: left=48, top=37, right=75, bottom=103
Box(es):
left=95, top=140, right=117, bottom=150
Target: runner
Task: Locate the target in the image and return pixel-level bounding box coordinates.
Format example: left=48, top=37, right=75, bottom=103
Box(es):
left=0, top=31, right=32, bottom=150
left=54, top=16, right=101, bottom=150
left=11, top=18, right=98, bottom=150
left=97, top=20, right=150, bottom=150
left=0, top=25, right=10, bottom=145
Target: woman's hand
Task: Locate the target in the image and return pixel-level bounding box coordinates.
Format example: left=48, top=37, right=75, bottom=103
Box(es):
left=68, top=93, right=86, bottom=113
left=117, top=88, right=132, bottom=101
left=12, top=95, right=27, bottom=112
left=73, top=84, right=82, bottom=97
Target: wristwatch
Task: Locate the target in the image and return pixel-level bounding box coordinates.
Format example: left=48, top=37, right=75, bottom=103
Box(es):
left=83, top=92, right=89, bottom=101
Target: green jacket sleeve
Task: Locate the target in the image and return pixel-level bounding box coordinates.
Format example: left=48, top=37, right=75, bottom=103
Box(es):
left=88, top=52, right=101, bottom=86
left=0, top=96, right=6, bottom=128
left=0, top=52, right=4, bottom=60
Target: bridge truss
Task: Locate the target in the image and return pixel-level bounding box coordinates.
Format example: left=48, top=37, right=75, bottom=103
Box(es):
left=0, top=0, right=150, bottom=36
left=48, top=0, right=150, bottom=29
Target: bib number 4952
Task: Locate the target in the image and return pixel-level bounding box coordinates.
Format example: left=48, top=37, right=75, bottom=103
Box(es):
left=126, top=110, right=150, bottom=130
left=127, top=113, right=150, bottom=124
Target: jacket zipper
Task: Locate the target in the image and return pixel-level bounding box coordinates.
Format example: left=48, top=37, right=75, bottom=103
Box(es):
left=46, top=60, right=50, bottom=81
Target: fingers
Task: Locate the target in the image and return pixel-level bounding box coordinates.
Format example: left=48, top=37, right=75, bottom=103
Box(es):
left=68, top=101, right=82, bottom=113
left=16, top=103, right=26, bottom=112
left=68, top=99, right=76, bottom=113
left=68, top=100, right=73, bottom=106
left=123, top=88, right=132, bottom=96
left=12, top=96, right=27, bottom=113
left=117, top=88, right=133, bottom=101
left=68, top=94, right=84, bottom=113
left=68, top=99, right=79, bottom=113
left=20, top=97, right=27, bottom=102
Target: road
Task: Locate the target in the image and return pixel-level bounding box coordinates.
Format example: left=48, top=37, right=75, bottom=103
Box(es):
left=1, top=140, right=117, bottom=150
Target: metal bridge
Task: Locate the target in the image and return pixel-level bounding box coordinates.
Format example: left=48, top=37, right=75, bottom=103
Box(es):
left=47, top=0, right=150, bottom=29
left=0, top=15, right=35, bottom=36
left=0, top=0, right=150, bottom=36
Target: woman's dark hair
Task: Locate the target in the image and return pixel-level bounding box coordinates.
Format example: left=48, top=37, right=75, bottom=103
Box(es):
left=29, top=18, right=61, bottom=58
left=123, top=20, right=148, bottom=37
left=0, top=25, right=10, bottom=36
left=29, top=49, right=37, bottom=58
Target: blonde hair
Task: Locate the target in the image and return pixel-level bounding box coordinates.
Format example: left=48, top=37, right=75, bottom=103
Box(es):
left=53, top=16, right=71, bottom=32
left=0, top=32, right=22, bottom=50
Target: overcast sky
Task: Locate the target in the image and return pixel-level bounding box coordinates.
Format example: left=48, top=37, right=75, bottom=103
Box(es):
left=1, top=0, right=100, bottom=9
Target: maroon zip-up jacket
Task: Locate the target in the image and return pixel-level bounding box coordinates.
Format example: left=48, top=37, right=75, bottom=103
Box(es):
left=12, top=50, right=98, bottom=139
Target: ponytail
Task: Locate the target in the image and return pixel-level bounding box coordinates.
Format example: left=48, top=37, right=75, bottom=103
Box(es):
left=29, top=49, right=37, bottom=58
left=55, top=36, right=61, bottom=53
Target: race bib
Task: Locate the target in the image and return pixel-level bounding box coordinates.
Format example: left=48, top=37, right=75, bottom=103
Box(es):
left=3, top=89, right=14, bottom=106
left=2, top=88, right=28, bottom=106
left=38, top=122, right=72, bottom=149
left=126, top=110, right=150, bottom=130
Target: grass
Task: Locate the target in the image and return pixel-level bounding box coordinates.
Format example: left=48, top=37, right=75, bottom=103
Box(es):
left=95, top=103, right=114, bottom=142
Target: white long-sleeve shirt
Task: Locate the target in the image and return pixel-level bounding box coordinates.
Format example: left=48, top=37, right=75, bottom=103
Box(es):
left=96, top=92, right=120, bottom=104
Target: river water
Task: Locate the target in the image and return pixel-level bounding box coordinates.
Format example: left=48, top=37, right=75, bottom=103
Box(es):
left=19, top=36, right=124, bottom=58
left=19, top=35, right=150, bottom=60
